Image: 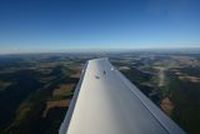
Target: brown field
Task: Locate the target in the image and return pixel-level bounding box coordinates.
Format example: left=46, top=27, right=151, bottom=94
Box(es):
left=53, top=84, right=75, bottom=96
left=43, top=83, right=76, bottom=117
left=161, top=97, right=174, bottom=116
left=43, top=99, right=70, bottom=117
left=179, top=76, right=200, bottom=83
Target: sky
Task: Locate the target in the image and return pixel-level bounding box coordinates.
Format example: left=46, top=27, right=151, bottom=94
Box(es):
left=0, top=0, right=200, bottom=53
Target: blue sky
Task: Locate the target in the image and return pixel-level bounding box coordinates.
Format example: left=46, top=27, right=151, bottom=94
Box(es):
left=0, top=0, right=200, bottom=53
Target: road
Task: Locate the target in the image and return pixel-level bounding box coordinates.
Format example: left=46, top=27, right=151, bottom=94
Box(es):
left=59, top=58, right=185, bottom=134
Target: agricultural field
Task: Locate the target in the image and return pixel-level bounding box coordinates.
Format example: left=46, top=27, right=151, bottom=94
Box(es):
left=0, top=51, right=199, bottom=134
left=0, top=54, right=88, bottom=134
left=111, top=52, right=200, bottom=134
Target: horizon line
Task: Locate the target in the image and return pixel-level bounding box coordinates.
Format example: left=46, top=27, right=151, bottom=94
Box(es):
left=0, top=47, right=200, bottom=55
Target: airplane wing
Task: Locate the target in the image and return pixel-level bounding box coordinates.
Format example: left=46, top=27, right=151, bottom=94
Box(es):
left=59, top=58, right=185, bottom=134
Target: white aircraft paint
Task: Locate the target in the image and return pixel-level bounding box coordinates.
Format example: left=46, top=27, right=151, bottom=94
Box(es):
left=59, top=58, right=185, bottom=134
